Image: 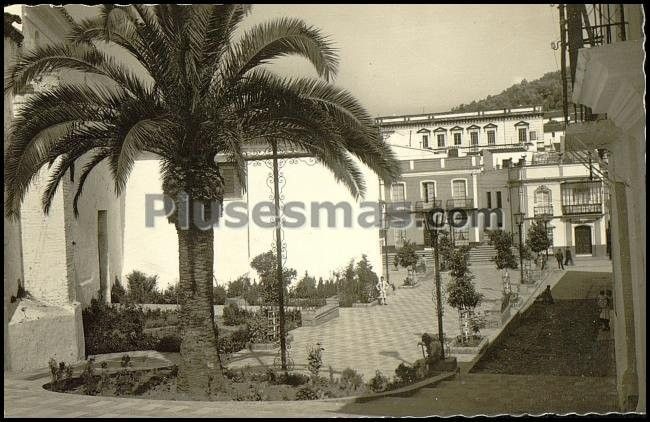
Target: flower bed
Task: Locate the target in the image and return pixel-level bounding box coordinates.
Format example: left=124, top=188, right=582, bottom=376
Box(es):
left=449, top=336, right=489, bottom=355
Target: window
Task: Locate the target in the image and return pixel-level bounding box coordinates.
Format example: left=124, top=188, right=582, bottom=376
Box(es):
left=391, top=183, right=405, bottom=202
left=529, top=131, right=537, bottom=141
left=534, top=186, right=552, bottom=205
left=452, top=180, right=467, bottom=198
left=487, top=130, right=496, bottom=145
left=394, top=229, right=407, bottom=246
left=496, top=191, right=502, bottom=208
left=518, top=128, right=527, bottom=143
left=486, top=192, right=492, bottom=208
left=221, top=166, right=242, bottom=199
left=453, top=133, right=462, bottom=145
left=422, top=182, right=436, bottom=202
left=437, top=134, right=445, bottom=147
left=422, top=134, right=429, bottom=149
left=470, top=132, right=479, bottom=145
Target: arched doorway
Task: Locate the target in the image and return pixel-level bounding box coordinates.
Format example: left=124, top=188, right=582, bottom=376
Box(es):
left=574, top=225, right=593, bottom=255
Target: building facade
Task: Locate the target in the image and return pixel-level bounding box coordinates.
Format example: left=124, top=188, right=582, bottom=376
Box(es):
left=559, top=3, right=645, bottom=412
left=4, top=5, right=125, bottom=372
left=376, top=106, right=606, bottom=273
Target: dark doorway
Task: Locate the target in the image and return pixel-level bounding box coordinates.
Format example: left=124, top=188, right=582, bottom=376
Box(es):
left=574, top=225, right=592, bottom=255
left=97, top=210, right=108, bottom=302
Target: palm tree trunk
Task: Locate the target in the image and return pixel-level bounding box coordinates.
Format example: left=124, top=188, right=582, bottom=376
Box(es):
left=175, top=224, right=225, bottom=397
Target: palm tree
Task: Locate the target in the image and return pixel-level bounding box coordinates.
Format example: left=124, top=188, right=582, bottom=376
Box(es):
left=4, top=4, right=400, bottom=397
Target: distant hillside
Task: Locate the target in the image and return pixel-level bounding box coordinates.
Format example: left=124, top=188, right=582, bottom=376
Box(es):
left=452, top=70, right=572, bottom=113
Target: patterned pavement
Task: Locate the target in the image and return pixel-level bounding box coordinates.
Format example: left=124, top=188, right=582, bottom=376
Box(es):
left=227, top=265, right=506, bottom=379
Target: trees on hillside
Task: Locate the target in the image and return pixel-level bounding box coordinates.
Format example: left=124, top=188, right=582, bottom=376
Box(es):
left=452, top=70, right=572, bottom=113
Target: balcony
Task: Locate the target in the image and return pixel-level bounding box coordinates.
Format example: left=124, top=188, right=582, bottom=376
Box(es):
left=534, top=205, right=554, bottom=217
left=446, top=198, right=474, bottom=209
left=414, top=200, right=443, bottom=212
left=561, top=180, right=603, bottom=215
left=562, top=203, right=602, bottom=215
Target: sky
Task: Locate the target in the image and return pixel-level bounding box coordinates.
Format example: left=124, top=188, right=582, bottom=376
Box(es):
left=6, top=4, right=562, bottom=117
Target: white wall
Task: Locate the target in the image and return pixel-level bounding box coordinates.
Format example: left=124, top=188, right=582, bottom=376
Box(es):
left=123, top=158, right=382, bottom=289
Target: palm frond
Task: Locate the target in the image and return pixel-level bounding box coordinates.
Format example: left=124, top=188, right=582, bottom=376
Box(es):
left=222, top=17, right=339, bottom=83
left=73, top=149, right=113, bottom=217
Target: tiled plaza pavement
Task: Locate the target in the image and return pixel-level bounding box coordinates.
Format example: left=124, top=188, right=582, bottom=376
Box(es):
left=227, top=265, right=506, bottom=379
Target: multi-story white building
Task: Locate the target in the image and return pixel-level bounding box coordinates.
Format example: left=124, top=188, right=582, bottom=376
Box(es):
left=377, top=106, right=609, bottom=277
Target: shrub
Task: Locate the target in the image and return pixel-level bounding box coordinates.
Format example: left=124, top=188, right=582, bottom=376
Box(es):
left=217, top=327, right=250, bottom=355
left=48, top=358, right=73, bottom=392
left=246, top=312, right=272, bottom=343
left=82, top=299, right=158, bottom=355
left=277, top=372, right=310, bottom=387
left=111, top=277, right=127, bottom=303
left=295, top=385, right=319, bottom=400
left=367, top=370, right=390, bottom=392
left=126, top=270, right=163, bottom=304
left=340, top=368, right=364, bottom=391
left=80, top=358, right=101, bottom=395
left=213, top=285, right=227, bottom=305
left=394, top=363, right=417, bottom=386
left=222, top=303, right=252, bottom=326
left=306, top=343, right=325, bottom=378
left=156, top=335, right=181, bottom=353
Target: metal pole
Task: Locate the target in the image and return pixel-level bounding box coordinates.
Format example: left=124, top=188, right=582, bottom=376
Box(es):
left=518, top=222, right=524, bottom=284
left=433, top=228, right=445, bottom=360
left=271, top=140, right=287, bottom=371
left=559, top=4, right=569, bottom=126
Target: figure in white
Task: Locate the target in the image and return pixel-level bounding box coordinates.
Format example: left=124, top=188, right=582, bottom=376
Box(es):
left=377, top=276, right=388, bottom=305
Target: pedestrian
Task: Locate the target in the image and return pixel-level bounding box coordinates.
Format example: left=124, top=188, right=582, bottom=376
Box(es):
left=597, top=290, right=610, bottom=331
left=376, top=276, right=387, bottom=305
left=564, top=248, right=574, bottom=266
left=555, top=248, right=565, bottom=269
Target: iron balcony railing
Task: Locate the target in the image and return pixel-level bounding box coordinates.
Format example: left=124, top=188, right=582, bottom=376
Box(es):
left=562, top=203, right=602, bottom=215
left=414, top=200, right=443, bottom=211
left=446, top=198, right=474, bottom=209
left=533, top=205, right=554, bottom=217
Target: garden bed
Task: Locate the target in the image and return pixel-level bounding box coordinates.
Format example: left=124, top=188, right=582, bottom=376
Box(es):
left=449, top=337, right=489, bottom=355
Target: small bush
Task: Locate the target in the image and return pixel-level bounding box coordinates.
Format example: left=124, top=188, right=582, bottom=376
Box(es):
left=340, top=368, right=364, bottom=391
left=111, top=277, right=127, bottom=303
left=222, top=303, right=252, bottom=326
left=394, top=363, right=417, bottom=386
left=114, top=355, right=142, bottom=396
left=276, top=372, right=310, bottom=386
left=156, top=335, right=181, bottom=353
left=48, top=358, right=73, bottom=392
left=306, top=343, right=324, bottom=378
left=80, top=358, right=101, bottom=395
left=295, top=385, right=319, bottom=400
left=82, top=299, right=158, bottom=355
left=367, top=370, right=390, bottom=393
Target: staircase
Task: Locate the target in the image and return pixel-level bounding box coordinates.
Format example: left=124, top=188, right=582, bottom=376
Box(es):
left=341, top=373, right=618, bottom=416
left=468, top=244, right=496, bottom=264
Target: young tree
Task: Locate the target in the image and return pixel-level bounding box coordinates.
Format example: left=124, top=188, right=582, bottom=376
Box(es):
left=446, top=248, right=483, bottom=342
left=250, top=251, right=296, bottom=305
left=485, top=229, right=518, bottom=272
left=395, top=239, right=419, bottom=284
left=4, top=4, right=400, bottom=396
left=212, top=285, right=227, bottom=305
left=355, top=255, right=379, bottom=303
left=227, top=275, right=251, bottom=298
left=527, top=220, right=552, bottom=270
left=126, top=270, right=161, bottom=304
left=437, top=230, right=454, bottom=272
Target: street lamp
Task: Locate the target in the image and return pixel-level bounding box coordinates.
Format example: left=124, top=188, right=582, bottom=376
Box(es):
left=415, top=207, right=446, bottom=360
left=514, top=212, right=525, bottom=284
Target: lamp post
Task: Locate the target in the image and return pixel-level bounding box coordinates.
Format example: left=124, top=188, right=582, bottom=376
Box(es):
left=514, top=212, right=525, bottom=284
left=416, top=207, right=446, bottom=360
